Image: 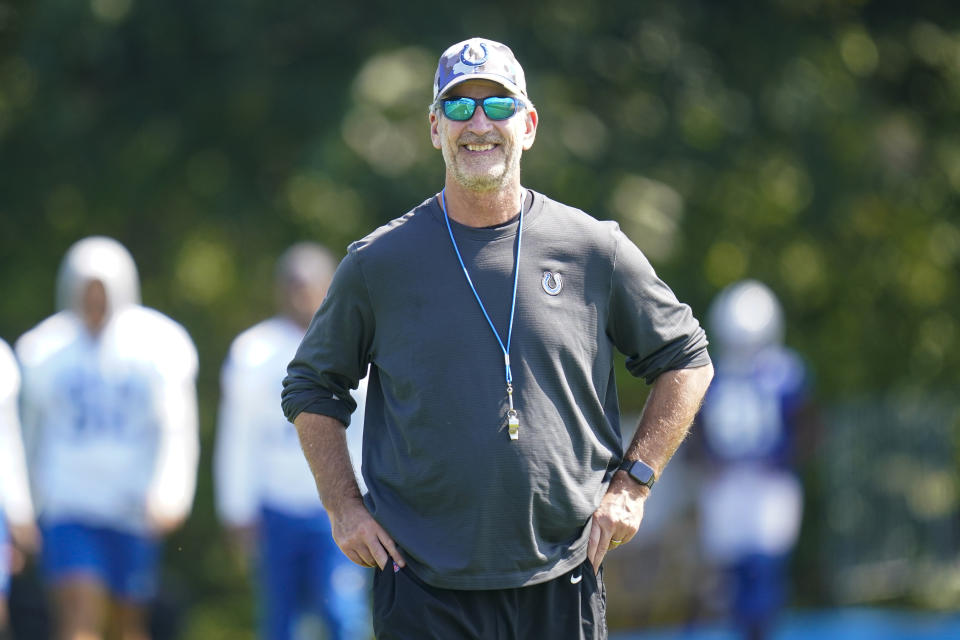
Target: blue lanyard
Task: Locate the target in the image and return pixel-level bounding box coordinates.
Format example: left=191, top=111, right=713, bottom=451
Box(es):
left=440, top=190, right=524, bottom=439
left=440, top=189, right=523, bottom=384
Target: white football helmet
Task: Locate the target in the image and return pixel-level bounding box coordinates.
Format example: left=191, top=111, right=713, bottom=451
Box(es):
left=708, top=279, right=784, bottom=359
left=55, top=236, right=140, bottom=317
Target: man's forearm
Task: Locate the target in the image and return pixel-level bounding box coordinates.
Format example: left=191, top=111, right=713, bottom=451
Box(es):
left=294, top=410, right=405, bottom=569
left=624, top=363, right=714, bottom=476
left=589, top=363, right=713, bottom=569
left=294, top=411, right=362, bottom=515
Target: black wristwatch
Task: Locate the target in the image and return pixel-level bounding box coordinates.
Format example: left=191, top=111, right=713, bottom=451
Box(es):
left=618, top=459, right=657, bottom=490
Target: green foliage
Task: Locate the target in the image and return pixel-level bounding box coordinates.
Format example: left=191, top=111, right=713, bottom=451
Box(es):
left=2, top=0, right=959, bottom=634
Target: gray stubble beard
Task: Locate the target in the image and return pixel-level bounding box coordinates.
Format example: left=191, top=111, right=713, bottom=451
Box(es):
left=442, top=130, right=522, bottom=194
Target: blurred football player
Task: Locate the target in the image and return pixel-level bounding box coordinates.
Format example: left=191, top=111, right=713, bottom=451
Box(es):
left=215, top=243, right=371, bottom=640
left=0, top=337, right=38, bottom=640
left=697, top=280, right=808, bottom=640
left=16, top=236, right=199, bottom=640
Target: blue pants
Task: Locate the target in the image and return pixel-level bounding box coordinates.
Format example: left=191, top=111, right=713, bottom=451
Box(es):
left=258, top=507, right=371, bottom=640
left=730, top=553, right=789, bottom=633
left=40, top=521, right=159, bottom=602
left=0, top=514, right=9, bottom=595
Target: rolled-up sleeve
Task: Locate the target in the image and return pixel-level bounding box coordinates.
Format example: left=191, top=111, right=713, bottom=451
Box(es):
left=606, top=227, right=711, bottom=384
left=281, top=247, right=374, bottom=426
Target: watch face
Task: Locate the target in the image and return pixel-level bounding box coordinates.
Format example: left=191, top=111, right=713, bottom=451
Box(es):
left=629, top=461, right=656, bottom=486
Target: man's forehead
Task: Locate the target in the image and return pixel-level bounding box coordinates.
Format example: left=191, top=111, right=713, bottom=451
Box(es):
left=442, top=79, right=516, bottom=98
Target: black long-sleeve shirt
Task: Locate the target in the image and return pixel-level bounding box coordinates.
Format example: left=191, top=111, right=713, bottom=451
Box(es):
left=282, top=190, right=710, bottom=589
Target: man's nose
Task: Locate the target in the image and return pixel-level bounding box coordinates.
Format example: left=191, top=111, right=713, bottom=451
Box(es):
left=464, top=106, right=496, bottom=132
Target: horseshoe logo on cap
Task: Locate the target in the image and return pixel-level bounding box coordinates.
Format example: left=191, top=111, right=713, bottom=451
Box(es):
left=542, top=271, right=563, bottom=296
left=461, top=42, right=488, bottom=66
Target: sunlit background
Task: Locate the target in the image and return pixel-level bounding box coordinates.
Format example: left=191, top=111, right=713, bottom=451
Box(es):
left=2, top=0, right=959, bottom=638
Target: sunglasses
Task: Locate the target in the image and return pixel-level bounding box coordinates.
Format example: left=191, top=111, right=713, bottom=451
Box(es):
left=440, top=96, right=526, bottom=121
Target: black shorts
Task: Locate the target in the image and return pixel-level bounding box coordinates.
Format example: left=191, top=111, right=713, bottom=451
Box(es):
left=372, top=559, right=607, bottom=640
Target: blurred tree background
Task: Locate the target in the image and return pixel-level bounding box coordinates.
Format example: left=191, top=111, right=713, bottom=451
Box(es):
left=2, top=0, right=959, bottom=637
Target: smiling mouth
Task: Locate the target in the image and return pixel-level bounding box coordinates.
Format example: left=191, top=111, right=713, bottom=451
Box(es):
left=464, top=143, right=497, bottom=152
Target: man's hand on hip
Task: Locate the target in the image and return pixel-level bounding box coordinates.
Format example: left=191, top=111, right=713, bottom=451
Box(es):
left=587, top=472, right=648, bottom=573
left=331, top=496, right=406, bottom=571
left=293, top=411, right=405, bottom=571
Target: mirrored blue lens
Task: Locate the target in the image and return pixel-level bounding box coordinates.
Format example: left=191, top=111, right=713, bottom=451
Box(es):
left=480, top=97, right=519, bottom=120
left=443, top=98, right=477, bottom=121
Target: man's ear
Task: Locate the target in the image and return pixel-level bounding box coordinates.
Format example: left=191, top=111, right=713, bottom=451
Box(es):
left=429, top=111, right=442, bottom=150
left=521, top=106, right=538, bottom=151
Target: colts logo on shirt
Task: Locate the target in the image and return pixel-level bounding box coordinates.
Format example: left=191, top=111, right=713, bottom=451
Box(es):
left=542, top=271, right=562, bottom=296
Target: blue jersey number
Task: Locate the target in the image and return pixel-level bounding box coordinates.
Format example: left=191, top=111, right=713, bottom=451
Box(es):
left=63, top=371, right=151, bottom=438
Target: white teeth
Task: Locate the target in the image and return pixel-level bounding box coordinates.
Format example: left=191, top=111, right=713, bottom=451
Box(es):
left=465, top=144, right=495, bottom=151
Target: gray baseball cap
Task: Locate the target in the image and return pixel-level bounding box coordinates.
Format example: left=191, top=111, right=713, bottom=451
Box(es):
left=433, top=38, right=527, bottom=101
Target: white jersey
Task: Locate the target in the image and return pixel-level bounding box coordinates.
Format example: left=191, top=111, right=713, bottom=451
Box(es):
left=15, top=306, right=199, bottom=533
left=214, top=316, right=366, bottom=526
left=0, top=338, right=35, bottom=526
left=698, top=464, right=803, bottom=562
